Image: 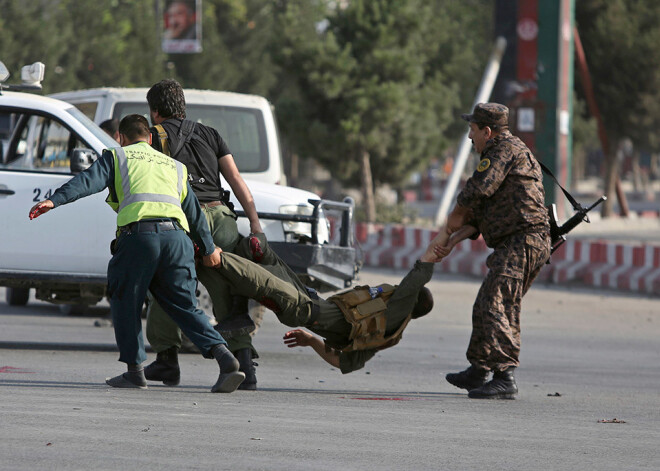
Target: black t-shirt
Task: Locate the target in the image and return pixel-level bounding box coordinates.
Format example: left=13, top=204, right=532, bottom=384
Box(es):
left=150, top=118, right=232, bottom=203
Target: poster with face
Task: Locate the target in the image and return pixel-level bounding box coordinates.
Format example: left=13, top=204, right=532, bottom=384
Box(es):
left=162, top=0, right=202, bottom=54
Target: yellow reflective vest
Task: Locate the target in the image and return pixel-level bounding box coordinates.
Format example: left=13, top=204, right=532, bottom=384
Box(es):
left=105, top=142, right=190, bottom=232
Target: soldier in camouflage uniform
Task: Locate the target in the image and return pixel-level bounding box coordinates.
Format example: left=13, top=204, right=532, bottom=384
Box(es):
left=444, top=103, right=551, bottom=399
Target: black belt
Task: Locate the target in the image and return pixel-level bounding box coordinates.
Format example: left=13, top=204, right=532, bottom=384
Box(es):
left=120, top=219, right=180, bottom=234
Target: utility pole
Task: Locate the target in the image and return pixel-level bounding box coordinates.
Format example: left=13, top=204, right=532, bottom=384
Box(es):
left=536, top=0, right=574, bottom=218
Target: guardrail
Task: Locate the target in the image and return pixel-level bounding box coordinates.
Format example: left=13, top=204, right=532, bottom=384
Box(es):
left=235, top=196, right=355, bottom=246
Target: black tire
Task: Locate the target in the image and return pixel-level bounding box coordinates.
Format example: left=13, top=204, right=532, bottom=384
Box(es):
left=6, top=287, right=30, bottom=306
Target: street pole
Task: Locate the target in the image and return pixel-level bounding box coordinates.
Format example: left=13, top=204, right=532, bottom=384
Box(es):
left=434, top=37, right=507, bottom=227
left=536, top=0, right=575, bottom=219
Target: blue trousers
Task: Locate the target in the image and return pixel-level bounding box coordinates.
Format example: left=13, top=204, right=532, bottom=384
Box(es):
left=107, top=226, right=226, bottom=365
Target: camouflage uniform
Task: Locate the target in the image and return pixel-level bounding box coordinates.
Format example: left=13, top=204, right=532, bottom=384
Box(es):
left=457, top=104, right=550, bottom=372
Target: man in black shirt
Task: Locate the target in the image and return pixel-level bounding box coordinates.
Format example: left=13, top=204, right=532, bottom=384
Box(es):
left=144, top=79, right=263, bottom=390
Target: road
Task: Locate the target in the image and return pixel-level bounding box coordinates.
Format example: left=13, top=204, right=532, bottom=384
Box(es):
left=1, top=268, right=659, bottom=471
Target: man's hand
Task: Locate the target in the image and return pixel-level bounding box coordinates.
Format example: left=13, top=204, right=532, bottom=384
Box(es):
left=420, top=226, right=452, bottom=263
left=420, top=224, right=479, bottom=263
left=430, top=227, right=451, bottom=248
left=283, top=329, right=315, bottom=348
left=249, top=221, right=263, bottom=235
left=284, top=329, right=341, bottom=368
left=202, top=247, right=222, bottom=267
left=29, top=200, right=54, bottom=220
left=421, top=238, right=452, bottom=263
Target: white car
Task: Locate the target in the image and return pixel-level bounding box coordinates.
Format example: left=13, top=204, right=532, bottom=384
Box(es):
left=50, top=87, right=287, bottom=186
left=0, top=63, right=358, bottom=313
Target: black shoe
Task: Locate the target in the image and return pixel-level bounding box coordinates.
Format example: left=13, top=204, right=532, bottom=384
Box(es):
left=144, top=347, right=181, bottom=386
left=235, top=348, right=258, bottom=391
left=211, top=344, right=245, bottom=393
left=468, top=367, right=518, bottom=399
left=446, top=366, right=489, bottom=391
left=105, top=371, right=147, bottom=389
left=215, top=304, right=256, bottom=340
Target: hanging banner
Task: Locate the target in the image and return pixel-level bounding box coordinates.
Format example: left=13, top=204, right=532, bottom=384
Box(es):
left=161, top=0, right=202, bottom=54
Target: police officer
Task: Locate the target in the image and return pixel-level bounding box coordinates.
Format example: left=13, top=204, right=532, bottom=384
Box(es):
left=210, top=228, right=472, bottom=374
left=443, top=103, right=551, bottom=399
left=28, top=114, right=245, bottom=393
left=144, top=79, right=262, bottom=390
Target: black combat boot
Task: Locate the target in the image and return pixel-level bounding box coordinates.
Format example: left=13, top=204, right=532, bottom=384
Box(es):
left=446, top=365, right=489, bottom=391
left=468, top=367, right=518, bottom=399
left=210, top=344, right=245, bottom=393
left=235, top=348, right=258, bottom=391
left=144, top=347, right=181, bottom=386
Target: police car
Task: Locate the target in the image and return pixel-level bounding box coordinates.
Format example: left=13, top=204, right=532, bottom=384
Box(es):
left=0, top=61, right=358, bottom=315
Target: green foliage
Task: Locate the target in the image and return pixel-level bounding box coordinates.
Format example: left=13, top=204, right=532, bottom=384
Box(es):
left=0, top=0, right=492, bottom=207
left=274, top=0, right=492, bottom=190
left=0, top=0, right=165, bottom=93
left=353, top=199, right=418, bottom=225
left=576, top=0, right=660, bottom=152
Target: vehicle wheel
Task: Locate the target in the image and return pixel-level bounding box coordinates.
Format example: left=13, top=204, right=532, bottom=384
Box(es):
left=59, top=304, right=88, bottom=316
left=6, top=287, right=30, bottom=306
left=195, top=283, right=216, bottom=324
left=248, top=300, right=265, bottom=337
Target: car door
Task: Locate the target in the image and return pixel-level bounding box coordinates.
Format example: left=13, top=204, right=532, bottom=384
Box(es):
left=0, top=107, right=114, bottom=277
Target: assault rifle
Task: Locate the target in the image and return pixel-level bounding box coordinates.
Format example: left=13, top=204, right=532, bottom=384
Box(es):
left=548, top=195, right=607, bottom=254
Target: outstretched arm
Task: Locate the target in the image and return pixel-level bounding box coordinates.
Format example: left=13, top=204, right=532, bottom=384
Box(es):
left=422, top=224, right=478, bottom=262
left=283, top=329, right=340, bottom=368
left=28, top=151, right=115, bottom=220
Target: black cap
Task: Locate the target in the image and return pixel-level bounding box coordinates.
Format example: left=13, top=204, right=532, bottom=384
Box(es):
left=461, top=102, right=509, bottom=128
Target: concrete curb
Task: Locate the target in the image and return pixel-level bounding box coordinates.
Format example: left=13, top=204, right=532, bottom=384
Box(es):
left=352, top=222, right=660, bottom=297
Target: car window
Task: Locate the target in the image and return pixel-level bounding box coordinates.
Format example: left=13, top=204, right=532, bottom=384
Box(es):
left=67, top=107, right=118, bottom=149
left=1, top=109, right=86, bottom=172
left=37, top=116, right=81, bottom=170
left=72, top=101, right=98, bottom=121
left=112, top=102, right=269, bottom=172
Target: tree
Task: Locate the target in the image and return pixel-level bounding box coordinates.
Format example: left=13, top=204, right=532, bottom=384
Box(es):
left=576, top=0, right=660, bottom=216
left=273, top=0, right=492, bottom=222
left=0, top=0, right=70, bottom=92
left=0, top=0, right=165, bottom=93
left=165, top=0, right=281, bottom=93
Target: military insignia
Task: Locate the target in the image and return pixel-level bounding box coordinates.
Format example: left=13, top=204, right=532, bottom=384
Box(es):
left=477, top=158, right=491, bottom=172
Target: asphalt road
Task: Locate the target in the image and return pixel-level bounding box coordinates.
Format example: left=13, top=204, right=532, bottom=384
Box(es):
left=1, top=269, right=659, bottom=471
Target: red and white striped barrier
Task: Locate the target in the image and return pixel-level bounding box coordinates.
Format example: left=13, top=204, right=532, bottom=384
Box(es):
left=350, top=222, right=660, bottom=297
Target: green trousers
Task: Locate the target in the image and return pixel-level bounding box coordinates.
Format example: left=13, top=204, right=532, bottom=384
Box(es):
left=218, top=234, right=316, bottom=328
left=146, top=203, right=255, bottom=354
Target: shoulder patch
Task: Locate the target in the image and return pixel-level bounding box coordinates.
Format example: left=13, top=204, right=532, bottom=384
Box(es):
left=477, top=158, right=491, bottom=172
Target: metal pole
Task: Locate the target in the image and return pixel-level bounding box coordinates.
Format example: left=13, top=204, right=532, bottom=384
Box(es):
left=573, top=26, right=629, bottom=217
left=434, top=37, right=507, bottom=227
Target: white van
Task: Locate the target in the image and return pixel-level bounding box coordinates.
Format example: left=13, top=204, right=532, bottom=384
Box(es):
left=50, top=87, right=286, bottom=185
left=1, top=64, right=358, bottom=315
